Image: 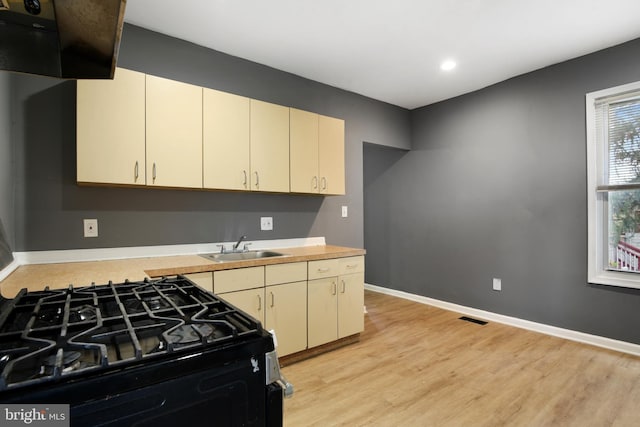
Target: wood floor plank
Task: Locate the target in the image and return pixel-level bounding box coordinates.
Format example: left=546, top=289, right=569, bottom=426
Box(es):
left=281, top=290, right=640, bottom=426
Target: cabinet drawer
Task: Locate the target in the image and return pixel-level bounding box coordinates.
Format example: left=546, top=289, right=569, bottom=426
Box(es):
left=308, top=258, right=340, bottom=280
left=338, top=256, right=365, bottom=275
left=184, top=272, right=213, bottom=292
left=214, top=266, right=264, bottom=294
left=266, top=262, right=307, bottom=286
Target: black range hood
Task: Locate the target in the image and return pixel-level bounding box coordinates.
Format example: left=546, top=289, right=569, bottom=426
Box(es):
left=0, top=0, right=126, bottom=79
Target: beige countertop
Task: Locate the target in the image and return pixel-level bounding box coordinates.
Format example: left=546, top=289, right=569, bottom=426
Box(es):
left=0, top=245, right=365, bottom=298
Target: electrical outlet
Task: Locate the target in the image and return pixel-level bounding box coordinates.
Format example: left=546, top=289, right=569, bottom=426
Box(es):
left=84, top=219, right=98, bottom=238
left=341, top=206, right=348, bottom=218
left=261, top=217, right=273, bottom=231
left=493, top=278, right=502, bottom=291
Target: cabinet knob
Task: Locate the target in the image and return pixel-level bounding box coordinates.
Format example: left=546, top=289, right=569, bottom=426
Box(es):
left=257, top=294, right=262, bottom=311
left=312, top=176, right=318, bottom=190
left=270, top=291, right=275, bottom=308
left=152, top=163, right=157, bottom=182
left=332, top=281, right=337, bottom=295
left=243, top=170, right=248, bottom=188
left=134, top=161, right=139, bottom=181
left=320, top=176, right=327, bottom=191
left=254, top=171, right=259, bottom=189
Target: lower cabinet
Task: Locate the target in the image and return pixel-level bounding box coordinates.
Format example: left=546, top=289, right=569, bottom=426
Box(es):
left=218, top=287, right=264, bottom=324
left=265, top=281, right=307, bottom=356
left=308, top=256, right=365, bottom=348
left=184, top=255, right=364, bottom=356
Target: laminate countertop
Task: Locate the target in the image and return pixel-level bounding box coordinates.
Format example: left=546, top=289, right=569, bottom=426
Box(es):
left=0, top=245, right=366, bottom=298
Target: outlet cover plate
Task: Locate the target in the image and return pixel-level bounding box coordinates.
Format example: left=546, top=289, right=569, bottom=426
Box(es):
left=261, top=217, right=273, bottom=231
left=84, top=219, right=98, bottom=238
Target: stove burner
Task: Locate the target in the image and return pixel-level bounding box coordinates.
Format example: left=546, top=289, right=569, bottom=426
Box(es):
left=167, top=325, right=201, bottom=345
left=41, top=351, right=82, bottom=375
left=166, top=323, right=223, bottom=346
left=37, top=306, right=63, bottom=326
left=69, top=305, right=97, bottom=323
left=144, top=296, right=170, bottom=311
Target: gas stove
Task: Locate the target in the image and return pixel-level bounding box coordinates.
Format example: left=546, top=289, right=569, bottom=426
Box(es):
left=0, top=276, right=289, bottom=426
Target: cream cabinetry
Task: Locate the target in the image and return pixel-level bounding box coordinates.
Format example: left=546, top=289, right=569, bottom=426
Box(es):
left=78, top=69, right=345, bottom=195
left=77, top=68, right=146, bottom=185
left=308, top=256, right=364, bottom=348
left=203, top=88, right=251, bottom=190
left=290, top=108, right=319, bottom=193
left=265, top=262, right=307, bottom=356
left=290, top=109, right=345, bottom=195
left=214, top=267, right=265, bottom=323
left=250, top=100, right=290, bottom=192
left=318, top=115, right=346, bottom=195
left=146, top=74, right=203, bottom=188
left=183, top=272, right=213, bottom=292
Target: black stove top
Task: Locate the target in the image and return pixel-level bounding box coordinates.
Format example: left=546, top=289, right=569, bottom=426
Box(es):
left=0, top=276, right=263, bottom=392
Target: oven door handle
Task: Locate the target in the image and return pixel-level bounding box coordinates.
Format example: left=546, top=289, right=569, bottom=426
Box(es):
left=265, top=349, right=294, bottom=398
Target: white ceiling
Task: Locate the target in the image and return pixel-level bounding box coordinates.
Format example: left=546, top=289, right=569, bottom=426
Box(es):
left=124, top=0, right=640, bottom=110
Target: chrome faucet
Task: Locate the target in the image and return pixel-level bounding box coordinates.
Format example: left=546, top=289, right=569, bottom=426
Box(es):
left=233, top=235, right=247, bottom=252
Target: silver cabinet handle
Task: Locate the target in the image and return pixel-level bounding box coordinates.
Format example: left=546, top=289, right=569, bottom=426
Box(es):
left=134, top=161, right=139, bottom=181
left=270, top=291, right=275, bottom=308
left=346, top=264, right=358, bottom=269
left=317, top=267, right=330, bottom=273
left=152, top=163, right=157, bottom=182
left=321, top=176, right=327, bottom=191
left=312, top=176, right=318, bottom=190
left=331, top=281, right=337, bottom=295
left=243, top=170, right=248, bottom=188
left=257, top=294, right=262, bottom=311
left=254, top=171, right=259, bottom=189
left=341, top=280, right=346, bottom=293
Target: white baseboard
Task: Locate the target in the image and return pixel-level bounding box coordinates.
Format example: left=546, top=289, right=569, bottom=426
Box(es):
left=365, top=283, right=640, bottom=357
left=12, top=237, right=326, bottom=265
left=0, top=259, right=20, bottom=282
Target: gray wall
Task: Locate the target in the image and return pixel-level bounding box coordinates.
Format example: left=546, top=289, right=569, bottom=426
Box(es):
left=0, top=72, right=13, bottom=267
left=10, top=24, right=410, bottom=251
left=364, top=37, right=640, bottom=344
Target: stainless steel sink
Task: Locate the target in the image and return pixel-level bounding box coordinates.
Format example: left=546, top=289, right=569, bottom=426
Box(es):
left=199, top=250, right=286, bottom=263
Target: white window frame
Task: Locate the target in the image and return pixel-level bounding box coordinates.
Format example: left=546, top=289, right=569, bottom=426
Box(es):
left=586, top=80, right=640, bottom=289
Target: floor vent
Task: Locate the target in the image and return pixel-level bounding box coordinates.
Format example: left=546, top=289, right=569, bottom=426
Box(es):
left=459, top=316, right=488, bottom=325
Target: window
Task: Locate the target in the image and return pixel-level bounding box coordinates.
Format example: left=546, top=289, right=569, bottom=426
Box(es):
left=587, top=81, right=640, bottom=288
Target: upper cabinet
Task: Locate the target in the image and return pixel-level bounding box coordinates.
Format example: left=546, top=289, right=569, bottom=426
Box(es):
left=250, top=100, right=290, bottom=193
left=203, top=88, right=251, bottom=191
left=77, top=68, right=146, bottom=185
left=77, top=68, right=345, bottom=195
left=146, top=75, right=203, bottom=188
left=290, top=108, right=319, bottom=193
left=290, top=108, right=345, bottom=195
left=318, top=115, right=345, bottom=195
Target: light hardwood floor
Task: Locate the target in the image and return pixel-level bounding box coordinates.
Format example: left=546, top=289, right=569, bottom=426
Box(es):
left=281, top=290, right=640, bottom=426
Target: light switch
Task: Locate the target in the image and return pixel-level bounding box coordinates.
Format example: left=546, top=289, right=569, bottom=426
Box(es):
left=341, top=206, right=348, bottom=218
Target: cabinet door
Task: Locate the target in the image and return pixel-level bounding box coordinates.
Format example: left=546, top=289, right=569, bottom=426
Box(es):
left=338, top=272, right=365, bottom=338
left=318, top=115, right=345, bottom=195
left=290, top=108, right=319, bottom=193
left=250, top=100, right=290, bottom=192
left=203, top=88, right=250, bottom=190
left=219, top=288, right=264, bottom=323
left=77, top=67, right=146, bottom=185
left=265, top=281, right=307, bottom=356
left=146, top=75, right=203, bottom=188
left=307, top=277, right=338, bottom=348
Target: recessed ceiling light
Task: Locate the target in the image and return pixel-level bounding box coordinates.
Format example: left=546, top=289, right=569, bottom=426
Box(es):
left=440, top=60, right=457, bottom=71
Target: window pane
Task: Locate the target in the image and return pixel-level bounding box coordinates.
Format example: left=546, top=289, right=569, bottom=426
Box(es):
left=607, top=99, right=640, bottom=185
left=608, top=190, right=640, bottom=272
